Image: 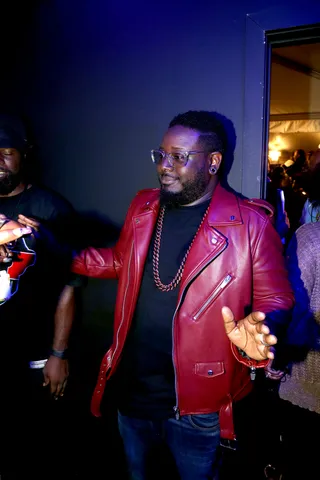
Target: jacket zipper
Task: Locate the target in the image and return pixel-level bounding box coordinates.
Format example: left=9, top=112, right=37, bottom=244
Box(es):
left=250, top=367, right=256, bottom=380
left=192, top=274, right=233, bottom=321
left=172, top=240, right=228, bottom=419
left=110, top=243, right=135, bottom=366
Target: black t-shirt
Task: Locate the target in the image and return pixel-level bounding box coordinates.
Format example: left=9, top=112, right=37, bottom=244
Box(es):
left=0, top=185, right=75, bottom=363
left=116, top=199, right=210, bottom=419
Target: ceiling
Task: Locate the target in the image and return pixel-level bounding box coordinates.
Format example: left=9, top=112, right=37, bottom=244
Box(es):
left=273, top=42, right=320, bottom=73
left=270, top=40, right=320, bottom=119
left=269, top=41, right=320, bottom=153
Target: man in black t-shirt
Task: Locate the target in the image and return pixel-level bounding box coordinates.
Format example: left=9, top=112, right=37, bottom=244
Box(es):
left=0, top=115, right=81, bottom=479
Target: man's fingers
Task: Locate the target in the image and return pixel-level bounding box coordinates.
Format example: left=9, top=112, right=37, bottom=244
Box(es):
left=55, top=378, right=67, bottom=396
left=13, top=227, right=31, bottom=234
left=54, top=379, right=68, bottom=400
left=260, top=323, right=271, bottom=335
left=255, top=332, right=277, bottom=361
left=221, top=306, right=236, bottom=334
left=18, top=215, right=40, bottom=230
left=256, top=332, right=277, bottom=347
left=0, top=227, right=31, bottom=245
left=43, top=376, right=50, bottom=387
left=261, top=343, right=276, bottom=360
left=50, top=381, right=58, bottom=395
left=12, top=227, right=32, bottom=237
left=59, top=379, right=68, bottom=397
left=0, top=245, right=11, bottom=259
left=248, top=311, right=266, bottom=324
left=222, top=308, right=266, bottom=330
left=266, top=349, right=275, bottom=360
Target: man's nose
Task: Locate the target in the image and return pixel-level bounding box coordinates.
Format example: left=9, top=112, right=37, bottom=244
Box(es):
left=160, top=154, right=173, bottom=170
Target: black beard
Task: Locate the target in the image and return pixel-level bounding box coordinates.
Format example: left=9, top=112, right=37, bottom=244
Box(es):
left=159, top=168, right=208, bottom=207
left=0, top=171, right=23, bottom=195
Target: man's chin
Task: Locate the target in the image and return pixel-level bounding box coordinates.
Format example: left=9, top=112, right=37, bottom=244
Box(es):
left=160, top=188, right=180, bottom=207
left=0, top=176, right=21, bottom=195
left=160, top=188, right=191, bottom=207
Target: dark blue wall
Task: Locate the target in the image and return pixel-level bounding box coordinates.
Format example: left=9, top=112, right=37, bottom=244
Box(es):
left=1, top=0, right=308, bottom=337
left=8, top=0, right=286, bottom=219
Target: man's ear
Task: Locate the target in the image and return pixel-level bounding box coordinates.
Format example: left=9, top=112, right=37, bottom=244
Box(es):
left=210, top=152, right=223, bottom=171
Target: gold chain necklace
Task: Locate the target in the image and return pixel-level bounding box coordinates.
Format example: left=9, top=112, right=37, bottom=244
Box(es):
left=153, top=204, right=210, bottom=292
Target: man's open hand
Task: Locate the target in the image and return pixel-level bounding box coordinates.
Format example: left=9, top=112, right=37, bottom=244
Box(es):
left=222, top=306, right=277, bottom=360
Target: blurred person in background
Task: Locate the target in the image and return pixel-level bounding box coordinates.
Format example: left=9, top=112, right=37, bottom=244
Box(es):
left=0, top=115, right=82, bottom=480
left=300, top=162, right=320, bottom=224
left=266, top=220, right=320, bottom=479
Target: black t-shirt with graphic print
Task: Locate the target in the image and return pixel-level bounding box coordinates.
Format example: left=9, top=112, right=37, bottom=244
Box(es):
left=116, top=199, right=210, bottom=420
left=0, top=185, right=77, bottom=364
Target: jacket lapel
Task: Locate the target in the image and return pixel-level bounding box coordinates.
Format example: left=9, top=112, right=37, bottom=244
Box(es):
left=130, top=184, right=244, bottom=296
left=179, top=184, right=243, bottom=294
left=132, top=200, right=159, bottom=278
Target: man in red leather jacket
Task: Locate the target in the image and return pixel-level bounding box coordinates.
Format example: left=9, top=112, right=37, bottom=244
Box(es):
left=72, top=111, right=294, bottom=480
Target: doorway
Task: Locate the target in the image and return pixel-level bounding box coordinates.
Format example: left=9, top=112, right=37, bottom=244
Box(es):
left=267, top=41, right=320, bottom=234
left=268, top=42, right=320, bottom=167
left=242, top=5, right=320, bottom=200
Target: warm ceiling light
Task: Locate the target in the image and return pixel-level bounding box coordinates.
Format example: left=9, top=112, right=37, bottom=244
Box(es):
left=269, top=150, right=281, bottom=162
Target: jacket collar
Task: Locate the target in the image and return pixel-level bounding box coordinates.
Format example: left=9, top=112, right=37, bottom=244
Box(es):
left=141, top=182, right=243, bottom=227
left=133, top=183, right=242, bottom=296
left=207, top=183, right=243, bottom=226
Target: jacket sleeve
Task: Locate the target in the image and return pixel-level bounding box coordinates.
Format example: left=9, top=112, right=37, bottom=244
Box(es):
left=231, top=214, right=294, bottom=368
left=71, top=198, right=136, bottom=279
left=251, top=215, right=294, bottom=340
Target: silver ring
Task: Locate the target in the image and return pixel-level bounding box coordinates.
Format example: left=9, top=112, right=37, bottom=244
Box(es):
left=261, top=334, right=269, bottom=347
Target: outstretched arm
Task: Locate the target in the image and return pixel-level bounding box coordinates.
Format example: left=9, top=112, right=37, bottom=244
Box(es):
left=0, top=226, right=31, bottom=245
left=43, top=285, right=75, bottom=398
left=0, top=215, right=31, bottom=246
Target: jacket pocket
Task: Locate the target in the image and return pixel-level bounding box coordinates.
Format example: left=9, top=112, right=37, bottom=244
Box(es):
left=192, top=274, right=233, bottom=321
left=195, top=361, right=225, bottom=378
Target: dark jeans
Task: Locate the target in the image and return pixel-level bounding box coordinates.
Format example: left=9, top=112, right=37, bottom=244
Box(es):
left=118, top=411, right=221, bottom=480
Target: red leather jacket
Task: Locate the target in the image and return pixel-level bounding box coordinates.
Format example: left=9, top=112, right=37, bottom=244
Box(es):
left=72, top=183, right=294, bottom=439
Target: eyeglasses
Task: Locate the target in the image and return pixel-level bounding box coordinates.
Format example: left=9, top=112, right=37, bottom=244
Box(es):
left=151, top=149, right=208, bottom=168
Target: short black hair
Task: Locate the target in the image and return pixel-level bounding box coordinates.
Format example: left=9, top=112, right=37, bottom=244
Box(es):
left=0, top=114, right=28, bottom=152
left=169, top=110, right=227, bottom=154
